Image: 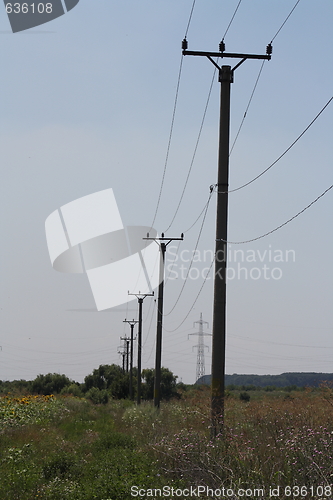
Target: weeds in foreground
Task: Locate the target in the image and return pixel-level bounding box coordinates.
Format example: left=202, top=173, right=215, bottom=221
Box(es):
left=1, top=387, right=333, bottom=499
left=130, top=387, right=333, bottom=496
left=0, top=395, right=181, bottom=499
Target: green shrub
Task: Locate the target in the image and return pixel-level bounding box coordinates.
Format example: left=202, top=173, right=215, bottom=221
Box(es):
left=85, top=387, right=108, bottom=404
left=239, top=391, right=250, bottom=402
left=60, top=383, right=83, bottom=397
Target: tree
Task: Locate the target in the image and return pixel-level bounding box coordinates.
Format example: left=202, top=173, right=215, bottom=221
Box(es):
left=31, top=373, right=72, bottom=395
left=83, top=364, right=131, bottom=399
left=141, top=367, right=178, bottom=400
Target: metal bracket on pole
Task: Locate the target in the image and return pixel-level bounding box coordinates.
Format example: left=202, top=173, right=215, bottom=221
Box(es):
left=182, top=43, right=271, bottom=80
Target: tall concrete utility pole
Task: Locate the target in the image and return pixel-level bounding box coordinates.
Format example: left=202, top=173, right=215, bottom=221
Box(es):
left=183, top=39, right=272, bottom=435
left=129, top=292, right=154, bottom=404
left=188, top=313, right=211, bottom=384
left=120, top=336, right=130, bottom=373
left=118, top=343, right=126, bottom=372
left=123, top=319, right=138, bottom=400
left=143, top=233, right=184, bottom=408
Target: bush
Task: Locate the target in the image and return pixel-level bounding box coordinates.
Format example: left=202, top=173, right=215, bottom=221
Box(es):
left=85, top=387, right=109, bottom=404
left=239, top=391, right=250, bottom=402
left=60, top=383, right=83, bottom=397
left=31, top=373, right=72, bottom=395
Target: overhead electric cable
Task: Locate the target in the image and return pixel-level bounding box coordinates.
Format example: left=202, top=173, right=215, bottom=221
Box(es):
left=163, top=255, right=215, bottom=332
left=222, top=0, right=243, bottom=40
left=225, top=96, right=333, bottom=194
left=149, top=2, right=197, bottom=229
left=221, top=184, right=333, bottom=244
left=184, top=0, right=196, bottom=38
left=164, top=182, right=332, bottom=331
left=270, top=0, right=301, bottom=42
left=229, top=60, right=265, bottom=156
left=165, top=72, right=216, bottom=232
left=230, top=0, right=302, bottom=158
left=184, top=187, right=215, bottom=233
left=165, top=0, right=245, bottom=231
left=150, top=56, right=184, bottom=229
left=164, top=193, right=212, bottom=316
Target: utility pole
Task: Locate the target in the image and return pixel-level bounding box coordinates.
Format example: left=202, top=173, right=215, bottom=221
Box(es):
left=120, top=336, right=130, bottom=373
left=183, top=39, right=272, bottom=435
left=128, top=292, right=154, bottom=404
left=118, top=338, right=128, bottom=372
left=118, top=347, right=126, bottom=372
left=188, top=313, right=211, bottom=384
left=143, top=233, right=184, bottom=408
left=123, top=319, right=138, bottom=400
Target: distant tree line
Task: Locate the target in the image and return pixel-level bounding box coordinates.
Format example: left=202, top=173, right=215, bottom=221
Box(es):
left=0, top=365, right=180, bottom=404
left=198, top=372, right=333, bottom=388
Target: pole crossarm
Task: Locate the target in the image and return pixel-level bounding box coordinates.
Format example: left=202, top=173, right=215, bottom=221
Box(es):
left=183, top=50, right=271, bottom=61
left=143, top=233, right=184, bottom=246
left=128, top=292, right=154, bottom=300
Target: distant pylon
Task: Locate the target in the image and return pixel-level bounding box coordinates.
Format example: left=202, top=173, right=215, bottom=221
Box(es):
left=188, top=313, right=212, bottom=384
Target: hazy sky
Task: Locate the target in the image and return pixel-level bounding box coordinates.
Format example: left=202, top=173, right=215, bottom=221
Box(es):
left=1, top=0, right=332, bottom=385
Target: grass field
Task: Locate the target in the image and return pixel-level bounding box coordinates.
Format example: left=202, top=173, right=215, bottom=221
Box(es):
left=1, top=386, right=333, bottom=499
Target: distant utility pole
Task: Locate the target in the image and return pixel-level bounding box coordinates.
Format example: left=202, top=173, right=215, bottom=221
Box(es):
left=123, top=319, right=138, bottom=400
left=188, top=313, right=211, bottom=384
left=143, top=232, right=184, bottom=408
left=119, top=336, right=130, bottom=373
left=183, top=39, right=272, bottom=435
left=128, top=292, right=154, bottom=404
left=118, top=338, right=128, bottom=372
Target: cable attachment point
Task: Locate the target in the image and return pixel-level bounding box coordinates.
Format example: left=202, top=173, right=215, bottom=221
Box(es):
left=266, top=43, right=273, bottom=55
left=219, top=40, right=225, bottom=52
left=182, top=38, right=188, bottom=50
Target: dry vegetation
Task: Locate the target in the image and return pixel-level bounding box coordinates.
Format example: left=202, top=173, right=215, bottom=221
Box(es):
left=1, top=385, right=333, bottom=499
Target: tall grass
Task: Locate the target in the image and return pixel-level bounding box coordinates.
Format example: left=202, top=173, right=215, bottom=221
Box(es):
left=126, top=386, right=333, bottom=497
left=1, top=386, right=333, bottom=499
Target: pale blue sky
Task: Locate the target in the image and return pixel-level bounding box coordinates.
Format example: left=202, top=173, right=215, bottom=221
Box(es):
left=1, top=0, right=332, bottom=384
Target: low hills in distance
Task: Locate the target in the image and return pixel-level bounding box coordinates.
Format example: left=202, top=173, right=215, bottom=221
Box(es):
left=198, top=372, right=333, bottom=388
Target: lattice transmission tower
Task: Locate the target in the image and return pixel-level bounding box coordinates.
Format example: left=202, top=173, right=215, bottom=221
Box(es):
left=189, top=313, right=212, bottom=384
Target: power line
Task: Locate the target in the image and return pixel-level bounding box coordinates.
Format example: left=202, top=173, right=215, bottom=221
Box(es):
left=163, top=1, right=303, bottom=233
left=163, top=255, right=215, bottom=333
left=184, top=0, right=196, bottom=38
left=226, top=96, right=333, bottom=194
left=149, top=2, right=197, bottom=229
left=221, top=183, right=333, bottom=245
left=150, top=55, right=184, bottom=229
left=270, top=0, right=302, bottom=43
left=164, top=73, right=216, bottom=232
left=229, top=60, right=266, bottom=156
left=165, top=1, right=245, bottom=232
left=229, top=0, right=303, bottom=159
left=164, top=188, right=212, bottom=316
left=222, top=0, right=243, bottom=40
left=183, top=187, right=215, bottom=233
left=230, top=333, right=333, bottom=350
